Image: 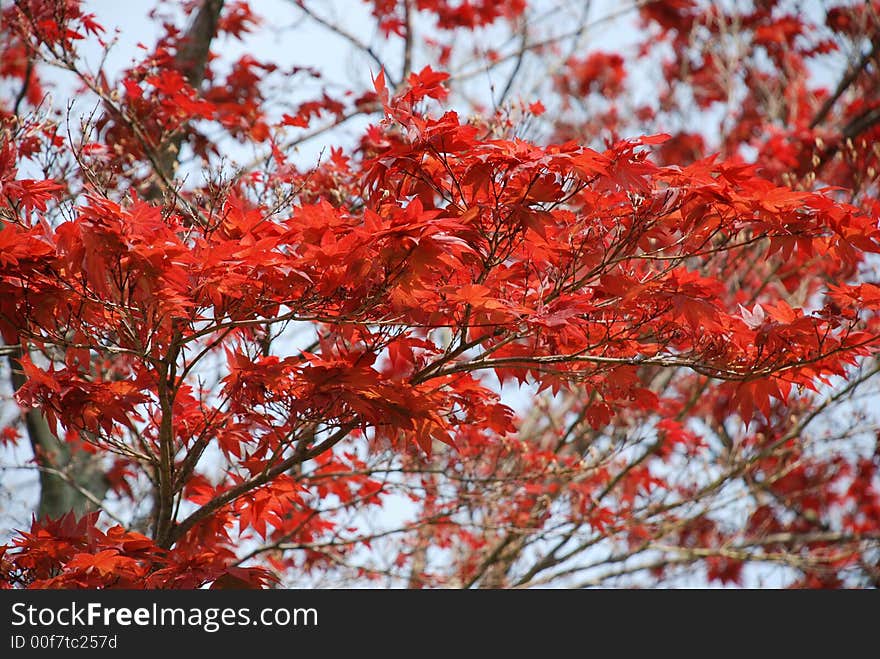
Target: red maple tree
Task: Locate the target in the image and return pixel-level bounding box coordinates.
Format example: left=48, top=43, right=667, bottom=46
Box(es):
left=1, top=0, right=879, bottom=589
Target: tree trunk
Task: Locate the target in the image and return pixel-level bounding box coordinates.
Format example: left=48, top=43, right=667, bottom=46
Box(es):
left=7, top=347, right=108, bottom=519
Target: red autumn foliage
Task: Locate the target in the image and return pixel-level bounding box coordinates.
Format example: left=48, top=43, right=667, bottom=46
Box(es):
left=1, top=0, right=879, bottom=589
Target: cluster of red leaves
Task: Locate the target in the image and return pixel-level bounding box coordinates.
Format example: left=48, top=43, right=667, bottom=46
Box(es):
left=556, top=52, right=627, bottom=99
left=0, top=512, right=274, bottom=589
left=6, top=83, right=877, bottom=457
left=368, top=0, right=526, bottom=35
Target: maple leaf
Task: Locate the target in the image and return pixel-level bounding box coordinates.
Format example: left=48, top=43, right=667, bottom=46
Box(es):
left=406, top=65, right=450, bottom=102
left=529, top=100, right=546, bottom=115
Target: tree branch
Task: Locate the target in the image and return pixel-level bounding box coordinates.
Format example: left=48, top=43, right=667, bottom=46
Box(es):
left=810, top=37, right=880, bottom=129
left=168, top=422, right=357, bottom=545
